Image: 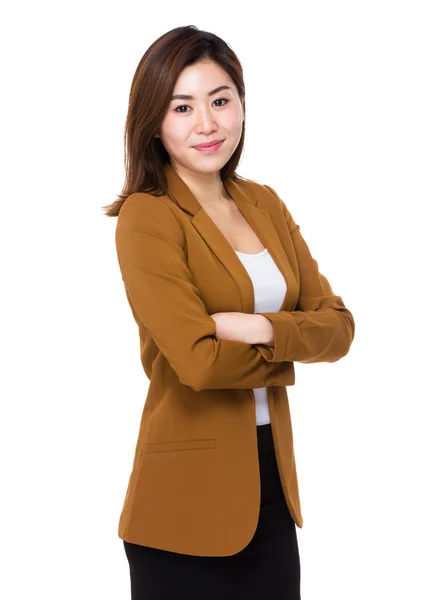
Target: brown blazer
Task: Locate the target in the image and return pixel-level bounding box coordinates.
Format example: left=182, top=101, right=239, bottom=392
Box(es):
left=115, top=161, right=355, bottom=557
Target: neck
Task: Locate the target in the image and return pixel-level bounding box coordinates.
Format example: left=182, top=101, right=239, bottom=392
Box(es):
left=170, top=161, right=232, bottom=209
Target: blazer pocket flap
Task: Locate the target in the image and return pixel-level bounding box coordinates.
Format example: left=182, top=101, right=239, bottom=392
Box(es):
left=142, top=438, right=216, bottom=454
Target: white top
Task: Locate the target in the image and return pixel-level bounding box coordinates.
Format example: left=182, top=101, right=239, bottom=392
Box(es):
left=234, top=248, right=287, bottom=425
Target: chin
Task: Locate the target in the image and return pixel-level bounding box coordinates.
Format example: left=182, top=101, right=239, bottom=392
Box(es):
left=193, top=161, right=228, bottom=174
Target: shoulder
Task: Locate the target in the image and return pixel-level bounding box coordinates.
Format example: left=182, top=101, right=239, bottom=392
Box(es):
left=116, top=192, right=185, bottom=241
left=234, top=175, right=287, bottom=210
left=235, top=176, right=299, bottom=233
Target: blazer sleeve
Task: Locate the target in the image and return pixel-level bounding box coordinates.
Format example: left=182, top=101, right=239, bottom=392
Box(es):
left=254, top=185, right=355, bottom=364
left=115, top=193, right=296, bottom=391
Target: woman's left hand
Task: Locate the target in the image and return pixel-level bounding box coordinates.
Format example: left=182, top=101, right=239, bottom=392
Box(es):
left=209, top=312, right=271, bottom=345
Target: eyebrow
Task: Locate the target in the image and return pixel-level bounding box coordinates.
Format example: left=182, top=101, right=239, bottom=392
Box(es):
left=171, top=85, right=232, bottom=101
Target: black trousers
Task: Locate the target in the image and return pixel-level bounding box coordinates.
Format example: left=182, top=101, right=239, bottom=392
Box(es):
left=123, top=422, right=301, bottom=599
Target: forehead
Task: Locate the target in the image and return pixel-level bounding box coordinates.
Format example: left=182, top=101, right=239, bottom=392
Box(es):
left=172, top=61, right=236, bottom=98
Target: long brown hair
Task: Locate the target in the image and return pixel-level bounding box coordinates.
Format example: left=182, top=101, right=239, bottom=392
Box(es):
left=102, top=25, right=247, bottom=217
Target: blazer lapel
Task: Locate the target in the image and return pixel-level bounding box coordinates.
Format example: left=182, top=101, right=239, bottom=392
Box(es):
left=163, top=162, right=298, bottom=314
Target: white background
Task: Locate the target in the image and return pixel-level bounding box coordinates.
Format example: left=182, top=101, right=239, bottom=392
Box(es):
left=1, top=1, right=427, bottom=598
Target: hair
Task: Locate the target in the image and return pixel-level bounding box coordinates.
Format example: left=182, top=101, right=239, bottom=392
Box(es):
left=102, top=25, right=247, bottom=217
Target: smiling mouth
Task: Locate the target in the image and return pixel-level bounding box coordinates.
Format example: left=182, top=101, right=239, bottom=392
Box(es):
left=195, top=139, right=224, bottom=146
left=193, top=140, right=225, bottom=150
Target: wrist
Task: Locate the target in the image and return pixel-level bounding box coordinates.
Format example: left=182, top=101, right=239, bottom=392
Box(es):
left=254, top=314, right=275, bottom=346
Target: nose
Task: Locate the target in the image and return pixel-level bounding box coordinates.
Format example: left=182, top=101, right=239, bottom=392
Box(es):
left=195, top=106, right=218, bottom=134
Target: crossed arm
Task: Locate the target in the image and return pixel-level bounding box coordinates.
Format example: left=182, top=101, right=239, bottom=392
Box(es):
left=116, top=189, right=354, bottom=391
left=210, top=311, right=274, bottom=347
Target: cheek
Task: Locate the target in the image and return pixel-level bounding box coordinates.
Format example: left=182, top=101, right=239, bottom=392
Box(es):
left=222, top=109, right=243, bottom=133
left=160, top=115, right=188, bottom=147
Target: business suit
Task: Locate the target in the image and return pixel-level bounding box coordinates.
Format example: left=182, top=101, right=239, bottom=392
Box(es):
left=115, top=161, right=355, bottom=562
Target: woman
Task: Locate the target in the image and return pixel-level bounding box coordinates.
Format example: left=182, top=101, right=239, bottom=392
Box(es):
left=103, top=25, right=355, bottom=600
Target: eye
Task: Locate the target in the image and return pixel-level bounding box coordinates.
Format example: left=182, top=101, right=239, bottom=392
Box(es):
left=174, top=98, right=230, bottom=113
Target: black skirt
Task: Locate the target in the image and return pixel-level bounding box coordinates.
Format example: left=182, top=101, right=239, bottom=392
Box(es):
left=123, top=422, right=301, bottom=600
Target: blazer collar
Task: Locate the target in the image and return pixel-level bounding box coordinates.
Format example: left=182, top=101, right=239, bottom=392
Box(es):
left=163, top=161, right=298, bottom=313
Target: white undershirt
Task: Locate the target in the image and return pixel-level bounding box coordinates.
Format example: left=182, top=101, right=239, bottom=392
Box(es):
left=234, top=248, right=287, bottom=425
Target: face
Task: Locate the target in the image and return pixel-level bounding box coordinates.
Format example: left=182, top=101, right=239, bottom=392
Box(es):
left=156, top=60, right=245, bottom=177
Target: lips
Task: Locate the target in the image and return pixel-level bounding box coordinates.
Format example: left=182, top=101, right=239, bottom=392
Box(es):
left=193, top=139, right=224, bottom=149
